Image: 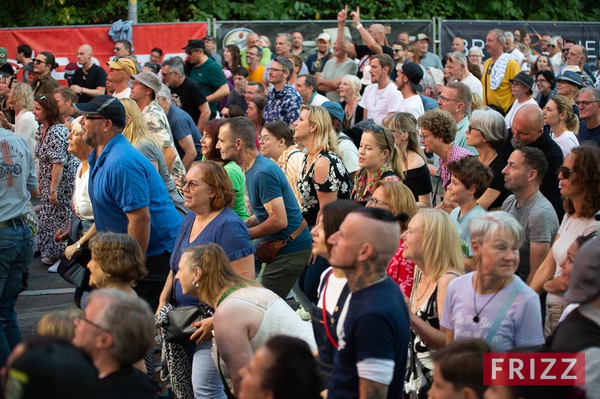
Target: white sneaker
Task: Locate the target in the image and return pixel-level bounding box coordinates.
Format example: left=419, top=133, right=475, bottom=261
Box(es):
left=48, top=260, right=60, bottom=273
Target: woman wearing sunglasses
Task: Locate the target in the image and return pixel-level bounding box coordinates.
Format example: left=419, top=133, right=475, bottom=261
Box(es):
left=530, top=145, right=600, bottom=337
left=351, top=124, right=403, bottom=205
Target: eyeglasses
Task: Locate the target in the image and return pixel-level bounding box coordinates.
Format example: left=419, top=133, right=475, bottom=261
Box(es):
left=438, top=95, right=461, bottom=104
left=185, top=49, right=200, bottom=56
left=162, top=71, right=176, bottom=76
left=535, top=79, right=547, bottom=84
left=114, top=47, right=123, bottom=51
left=258, top=135, right=272, bottom=143
left=559, top=166, right=574, bottom=179
left=83, top=115, right=106, bottom=120
left=420, top=133, right=433, bottom=140
left=32, top=58, right=47, bottom=65
left=466, top=125, right=481, bottom=133
left=393, top=49, right=403, bottom=53
left=181, top=177, right=202, bottom=191
left=221, top=114, right=230, bottom=119
left=561, top=48, right=570, bottom=53
left=575, top=100, right=599, bottom=108
left=367, top=198, right=391, bottom=208
left=267, top=67, right=285, bottom=73
left=76, top=314, right=110, bottom=334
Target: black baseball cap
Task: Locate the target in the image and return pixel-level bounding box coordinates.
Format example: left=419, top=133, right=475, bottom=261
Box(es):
left=74, top=95, right=127, bottom=128
left=182, top=39, right=206, bottom=51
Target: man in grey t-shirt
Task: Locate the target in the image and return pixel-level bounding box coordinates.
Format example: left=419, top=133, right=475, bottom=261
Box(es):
left=502, top=147, right=559, bottom=283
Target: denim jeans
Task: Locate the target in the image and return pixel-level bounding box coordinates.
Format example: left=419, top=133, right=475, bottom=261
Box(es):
left=0, top=222, right=34, bottom=365
left=192, top=340, right=226, bottom=399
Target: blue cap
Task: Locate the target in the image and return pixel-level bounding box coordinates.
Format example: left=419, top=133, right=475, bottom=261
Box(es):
left=321, top=101, right=344, bottom=123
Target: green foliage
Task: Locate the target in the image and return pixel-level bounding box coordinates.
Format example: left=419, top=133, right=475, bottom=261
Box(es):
left=0, top=0, right=597, bottom=27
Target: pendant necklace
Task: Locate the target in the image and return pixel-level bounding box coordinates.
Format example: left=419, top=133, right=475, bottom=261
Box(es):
left=473, top=275, right=508, bottom=323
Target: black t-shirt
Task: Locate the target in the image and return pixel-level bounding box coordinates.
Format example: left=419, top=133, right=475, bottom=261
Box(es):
left=170, top=77, right=208, bottom=124
left=354, top=44, right=394, bottom=79
left=72, top=64, right=107, bottom=103
left=487, top=155, right=511, bottom=209
left=99, top=366, right=159, bottom=399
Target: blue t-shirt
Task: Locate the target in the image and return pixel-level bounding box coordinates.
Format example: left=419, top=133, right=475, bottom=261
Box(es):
left=167, top=104, right=202, bottom=162
left=245, top=154, right=311, bottom=254
left=578, top=120, right=600, bottom=147
left=88, top=133, right=182, bottom=257
left=328, top=278, right=410, bottom=399
left=170, top=207, right=255, bottom=306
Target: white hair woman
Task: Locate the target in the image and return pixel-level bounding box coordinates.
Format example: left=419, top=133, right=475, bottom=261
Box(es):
left=339, top=74, right=364, bottom=129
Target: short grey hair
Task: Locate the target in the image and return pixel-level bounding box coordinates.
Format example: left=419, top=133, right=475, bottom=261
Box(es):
left=158, top=84, right=171, bottom=101
left=277, top=33, right=292, bottom=46
left=504, top=31, right=514, bottom=41
left=488, top=29, right=506, bottom=45
left=90, top=289, right=155, bottom=366
left=161, top=57, right=185, bottom=77
left=578, top=87, right=600, bottom=102
left=469, top=107, right=507, bottom=148
left=469, top=46, right=484, bottom=57
left=447, top=51, right=468, bottom=66
left=446, top=82, right=472, bottom=116
left=468, top=211, right=524, bottom=248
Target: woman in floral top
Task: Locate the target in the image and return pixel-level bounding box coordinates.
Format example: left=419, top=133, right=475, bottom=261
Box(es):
left=294, top=105, right=352, bottom=228
left=258, top=120, right=304, bottom=207
left=294, top=105, right=352, bottom=303
left=350, top=124, right=403, bottom=205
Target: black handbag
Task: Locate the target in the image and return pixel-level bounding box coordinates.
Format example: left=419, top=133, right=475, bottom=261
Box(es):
left=57, top=248, right=91, bottom=287
left=165, top=305, right=210, bottom=345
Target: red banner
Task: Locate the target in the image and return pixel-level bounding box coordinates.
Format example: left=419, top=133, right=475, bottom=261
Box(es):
left=0, top=22, right=207, bottom=83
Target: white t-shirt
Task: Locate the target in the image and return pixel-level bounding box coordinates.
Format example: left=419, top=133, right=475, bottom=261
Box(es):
left=337, top=133, right=359, bottom=174
left=547, top=215, right=599, bottom=306
left=508, top=48, right=525, bottom=66
left=504, top=98, right=538, bottom=129
left=317, top=267, right=351, bottom=338
left=309, top=93, right=329, bottom=106
left=459, top=73, right=483, bottom=98
left=359, top=82, right=400, bottom=124
left=551, top=130, right=579, bottom=158
left=397, top=93, right=425, bottom=119
left=112, top=87, right=131, bottom=99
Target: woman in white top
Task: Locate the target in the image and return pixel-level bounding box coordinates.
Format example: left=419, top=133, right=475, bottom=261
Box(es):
left=544, top=95, right=579, bottom=158
left=505, top=72, right=538, bottom=129
left=258, top=120, right=304, bottom=207
left=530, top=145, right=600, bottom=337
left=1, top=82, right=38, bottom=157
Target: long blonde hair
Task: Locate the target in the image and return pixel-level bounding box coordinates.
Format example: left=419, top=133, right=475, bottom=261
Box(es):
left=372, top=180, right=416, bottom=231
left=119, top=98, right=161, bottom=147
left=419, top=209, right=464, bottom=281
left=300, top=105, right=341, bottom=158
left=184, top=244, right=260, bottom=307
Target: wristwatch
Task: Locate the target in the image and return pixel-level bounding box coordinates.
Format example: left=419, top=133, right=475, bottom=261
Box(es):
left=76, top=241, right=82, bottom=250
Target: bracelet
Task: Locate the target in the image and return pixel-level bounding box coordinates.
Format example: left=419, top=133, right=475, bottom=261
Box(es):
left=50, top=189, right=58, bottom=193
left=80, top=88, right=84, bottom=95
left=356, top=24, right=363, bottom=30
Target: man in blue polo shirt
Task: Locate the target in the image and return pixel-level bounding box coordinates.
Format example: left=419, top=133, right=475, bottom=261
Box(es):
left=75, top=96, right=182, bottom=311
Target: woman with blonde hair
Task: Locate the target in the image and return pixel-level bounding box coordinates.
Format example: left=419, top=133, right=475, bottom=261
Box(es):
left=175, top=243, right=315, bottom=396
left=1, top=82, right=38, bottom=155
left=37, top=308, right=82, bottom=341
left=367, top=181, right=419, bottom=297
left=351, top=124, right=403, bottom=204
left=339, top=74, right=364, bottom=129
left=120, top=98, right=187, bottom=215
left=402, top=209, right=464, bottom=396
left=544, top=94, right=579, bottom=157
left=294, top=105, right=352, bottom=228
left=382, top=112, right=432, bottom=207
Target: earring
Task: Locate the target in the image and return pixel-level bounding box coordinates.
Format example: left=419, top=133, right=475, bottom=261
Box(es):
left=193, top=280, right=199, bottom=288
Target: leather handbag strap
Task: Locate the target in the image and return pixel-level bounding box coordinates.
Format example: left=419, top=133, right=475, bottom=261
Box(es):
left=286, top=218, right=308, bottom=243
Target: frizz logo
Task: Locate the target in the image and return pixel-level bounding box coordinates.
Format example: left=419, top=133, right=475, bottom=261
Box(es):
left=484, top=353, right=585, bottom=386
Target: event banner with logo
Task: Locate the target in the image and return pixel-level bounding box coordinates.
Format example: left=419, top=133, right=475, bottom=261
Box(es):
left=440, top=20, right=600, bottom=71
left=0, top=22, right=207, bottom=83
left=215, top=19, right=434, bottom=53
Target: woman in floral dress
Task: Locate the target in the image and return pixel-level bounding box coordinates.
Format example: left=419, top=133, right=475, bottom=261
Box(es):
left=33, top=94, right=79, bottom=270
left=293, top=105, right=352, bottom=302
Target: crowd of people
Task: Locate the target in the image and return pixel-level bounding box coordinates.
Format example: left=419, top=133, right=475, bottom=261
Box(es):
left=1, top=11, right=600, bottom=399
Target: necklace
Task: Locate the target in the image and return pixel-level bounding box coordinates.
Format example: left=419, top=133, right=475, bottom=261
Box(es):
left=472, top=275, right=508, bottom=323
left=478, top=151, right=497, bottom=166
left=415, top=278, right=432, bottom=302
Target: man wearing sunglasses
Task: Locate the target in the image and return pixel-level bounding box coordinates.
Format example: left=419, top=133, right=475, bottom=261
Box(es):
left=31, top=51, right=60, bottom=97
left=182, top=39, right=229, bottom=119
left=112, top=39, right=140, bottom=74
